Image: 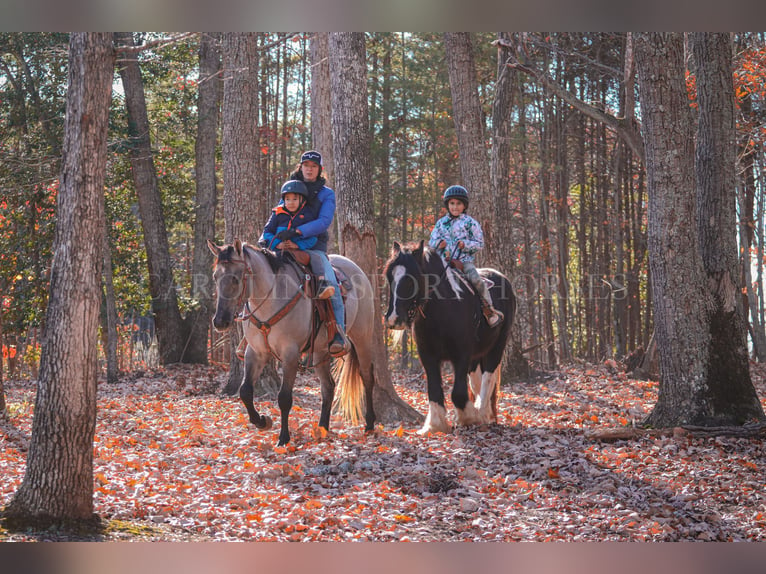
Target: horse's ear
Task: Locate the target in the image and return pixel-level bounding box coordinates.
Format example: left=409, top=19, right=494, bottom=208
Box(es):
left=234, top=239, right=243, bottom=255
left=392, top=241, right=402, bottom=255
left=413, top=240, right=425, bottom=259
left=207, top=239, right=221, bottom=257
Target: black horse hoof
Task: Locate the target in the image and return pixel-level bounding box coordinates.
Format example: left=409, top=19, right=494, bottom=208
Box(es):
left=258, top=415, right=273, bottom=430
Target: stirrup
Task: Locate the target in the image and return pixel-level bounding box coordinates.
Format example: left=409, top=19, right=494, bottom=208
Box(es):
left=316, top=280, right=335, bottom=300
left=483, top=306, right=504, bottom=327
left=329, top=332, right=350, bottom=357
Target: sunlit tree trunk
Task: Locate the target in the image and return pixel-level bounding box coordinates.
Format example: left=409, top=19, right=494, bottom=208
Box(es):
left=310, top=32, right=336, bottom=249
left=5, top=32, right=113, bottom=525
left=444, top=33, right=492, bottom=266
left=329, top=32, right=420, bottom=424
left=220, top=33, right=280, bottom=396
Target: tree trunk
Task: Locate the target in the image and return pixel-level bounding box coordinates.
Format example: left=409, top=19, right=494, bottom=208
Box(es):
left=690, top=32, right=764, bottom=422
left=310, top=33, right=336, bottom=249
left=490, top=33, right=528, bottom=379
left=636, top=33, right=712, bottom=426
left=444, top=32, right=492, bottom=265
left=4, top=33, right=113, bottom=526
left=185, top=32, right=221, bottom=366
left=328, top=32, right=420, bottom=425
left=102, top=235, right=119, bottom=384
left=636, top=33, right=763, bottom=427
left=220, top=33, right=280, bottom=396
left=115, top=32, right=186, bottom=365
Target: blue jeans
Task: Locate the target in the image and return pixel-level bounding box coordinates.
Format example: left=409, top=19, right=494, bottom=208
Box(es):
left=305, top=249, right=345, bottom=334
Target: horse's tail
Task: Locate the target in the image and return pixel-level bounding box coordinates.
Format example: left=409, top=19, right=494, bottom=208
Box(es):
left=332, top=345, right=365, bottom=425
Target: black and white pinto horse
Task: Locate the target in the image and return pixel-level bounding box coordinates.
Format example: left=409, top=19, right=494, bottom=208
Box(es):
left=384, top=241, right=515, bottom=434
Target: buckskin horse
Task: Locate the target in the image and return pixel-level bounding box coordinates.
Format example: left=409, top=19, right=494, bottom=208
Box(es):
left=384, top=240, right=515, bottom=434
left=208, top=239, right=376, bottom=446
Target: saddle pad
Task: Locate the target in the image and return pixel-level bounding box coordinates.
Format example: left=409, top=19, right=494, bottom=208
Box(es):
left=332, top=265, right=353, bottom=294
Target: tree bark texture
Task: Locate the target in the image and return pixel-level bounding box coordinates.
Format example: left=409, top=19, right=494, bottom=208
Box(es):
left=115, top=32, right=186, bottom=365
left=5, top=33, right=113, bottom=523
left=635, top=33, right=713, bottom=426
left=491, top=33, right=528, bottom=380
left=310, top=33, right=337, bottom=251
left=102, top=236, right=119, bottom=383
left=186, top=32, right=221, bottom=365
left=635, top=33, right=759, bottom=427
left=690, top=32, right=764, bottom=423
left=221, top=33, right=279, bottom=395
left=310, top=33, right=335, bottom=188
left=329, top=32, right=421, bottom=425
left=444, top=33, right=492, bottom=267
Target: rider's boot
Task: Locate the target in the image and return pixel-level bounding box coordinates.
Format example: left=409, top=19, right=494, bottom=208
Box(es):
left=329, top=329, right=350, bottom=357
left=482, top=304, right=504, bottom=328
left=316, top=276, right=335, bottom=300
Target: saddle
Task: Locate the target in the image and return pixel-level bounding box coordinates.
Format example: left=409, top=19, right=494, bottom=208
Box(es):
left=281, top=248, right=352, bottom=362
left=446, top=260, right=498, bottom=324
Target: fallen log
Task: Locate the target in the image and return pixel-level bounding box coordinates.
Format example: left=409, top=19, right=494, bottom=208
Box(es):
left=587, top=422, right=766, bottom=442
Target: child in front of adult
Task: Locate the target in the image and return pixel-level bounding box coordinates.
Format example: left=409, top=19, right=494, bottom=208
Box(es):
left=277, top=150, right=349, bottom=357
left=428, top=185, right=504, bottom=328
left=259, top=179, right=333, bottom=300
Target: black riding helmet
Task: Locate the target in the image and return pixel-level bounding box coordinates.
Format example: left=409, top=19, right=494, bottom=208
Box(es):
left=443, top=185, right=469, bottom=210
left=281, top=180, right=310, bottom=200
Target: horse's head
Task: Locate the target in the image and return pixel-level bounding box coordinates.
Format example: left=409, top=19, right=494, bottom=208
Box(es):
left=207, top=239, right=248, bottom=331
left=384, top=241, right=426, bottom=329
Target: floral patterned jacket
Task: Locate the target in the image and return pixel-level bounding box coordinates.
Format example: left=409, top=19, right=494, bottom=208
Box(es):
left=428, top=213, right=484, bottom=263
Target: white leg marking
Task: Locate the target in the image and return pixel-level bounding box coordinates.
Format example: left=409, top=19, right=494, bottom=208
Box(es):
left=456, top=400, right=484, bottom=426
left=468, top=366, right=482, bottom=399
left=418, top=401, right=451, bottom=434
left=473, top=370, right=497, bottom=424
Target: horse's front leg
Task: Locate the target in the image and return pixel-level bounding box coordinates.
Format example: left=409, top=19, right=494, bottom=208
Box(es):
left=240, top=345, right=273, bottom=430
left=453, top=359, right=483, bottom=427
left=277, top=346, right=301, bottom=446
left=418, top=357, right=451, bottom=434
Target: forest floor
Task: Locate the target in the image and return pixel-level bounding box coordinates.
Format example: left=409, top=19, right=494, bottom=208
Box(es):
left=1, top=359, right=766, bottom=542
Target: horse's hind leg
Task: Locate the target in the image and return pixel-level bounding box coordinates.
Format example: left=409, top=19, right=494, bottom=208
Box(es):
left=349, top=340, right=376, bottom=433
left=240, top=346, right=273, bottom=430
left=453, top=359, right=484, bottom=427
left=471, top=367, right=498, bottom=424
left=316, top=361, right=335, bottom=431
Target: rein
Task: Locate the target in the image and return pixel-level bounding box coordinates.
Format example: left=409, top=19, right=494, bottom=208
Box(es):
left=410, top=248, right=455, bottom=322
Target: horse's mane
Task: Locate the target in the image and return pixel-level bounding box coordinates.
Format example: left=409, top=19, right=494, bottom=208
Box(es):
left=242, top=243, right=288, bottom=273
left=385, top=241, right=445, bottom=277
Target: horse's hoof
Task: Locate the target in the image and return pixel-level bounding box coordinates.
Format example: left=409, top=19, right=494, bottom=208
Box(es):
left=259, top=416, right=273, bottom=430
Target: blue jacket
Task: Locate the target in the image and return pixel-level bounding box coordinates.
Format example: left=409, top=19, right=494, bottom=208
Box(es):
left=290, top=178, right=334, bottom=252
left=259, top=203, right=318, bottom=251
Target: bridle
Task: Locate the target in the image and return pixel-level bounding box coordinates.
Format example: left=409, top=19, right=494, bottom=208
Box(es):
left=217, top=248, right=307, bottom=363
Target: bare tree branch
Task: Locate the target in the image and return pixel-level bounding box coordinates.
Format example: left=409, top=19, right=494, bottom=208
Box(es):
left=497, top=36, right=645, bottom=165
